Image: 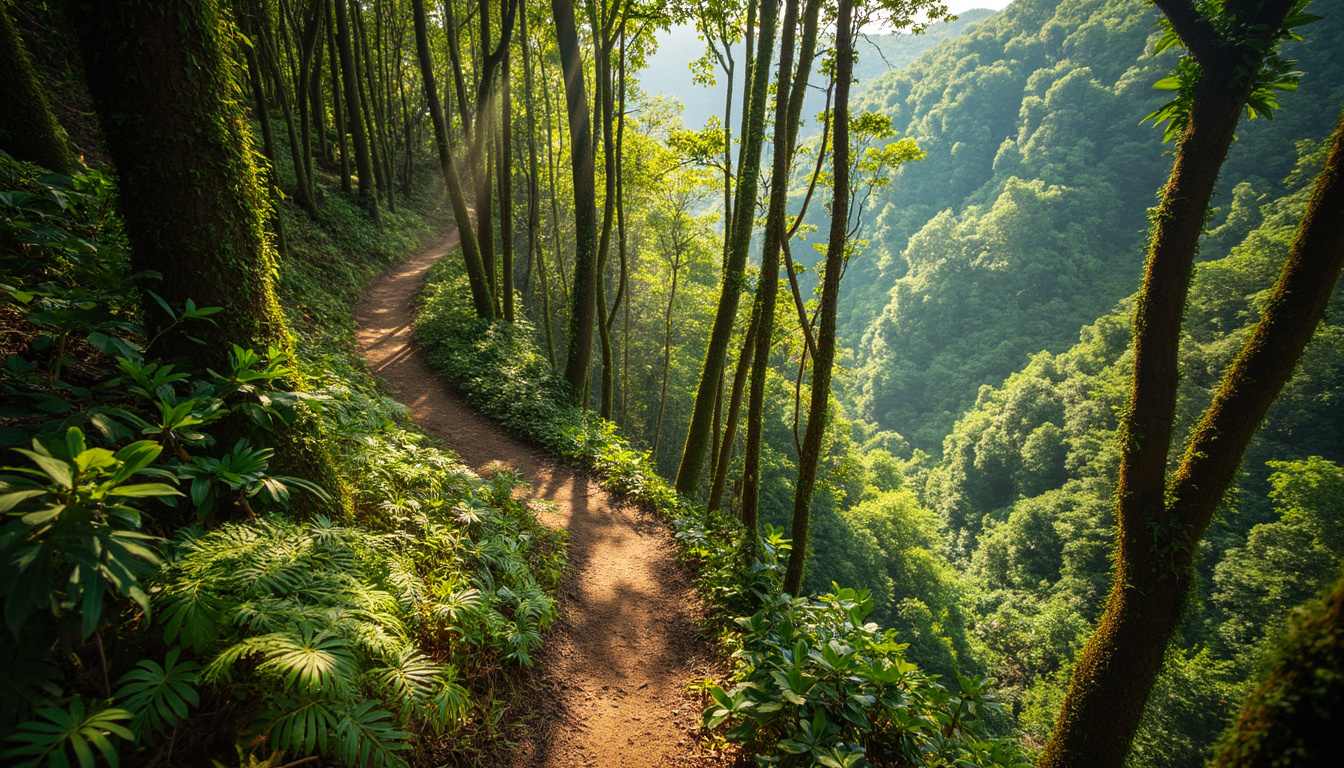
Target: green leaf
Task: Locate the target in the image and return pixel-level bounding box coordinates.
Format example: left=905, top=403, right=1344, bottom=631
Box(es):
left=107, top=483, right=181, bottom=499
left=1, top=698, right=132, bottom=768
left=13, top=448, right=73, bottom=489
left=109, top=442, right=162, bottom=486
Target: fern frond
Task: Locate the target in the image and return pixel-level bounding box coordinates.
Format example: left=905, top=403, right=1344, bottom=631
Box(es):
left=257, top=628, right=356, bottom=696
left=374, top=648, right=441, bottom=710
left=1, top=698, right=132, bottom=768
left=257, top=697, right=338, bottom=757
left=333, top=701, right=410, bottom=768
left=428, top=668, right=472, bottom=732
left=159, top=579, right=223, bottom=653
left=116, top=647, right=201, bottom=741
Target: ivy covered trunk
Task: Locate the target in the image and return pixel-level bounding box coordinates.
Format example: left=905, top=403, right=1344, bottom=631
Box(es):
left=67, top=0, right=349, bottom=516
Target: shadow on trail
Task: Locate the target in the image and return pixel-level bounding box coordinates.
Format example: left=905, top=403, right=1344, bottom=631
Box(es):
left=355, top=232, right=724, bottom=768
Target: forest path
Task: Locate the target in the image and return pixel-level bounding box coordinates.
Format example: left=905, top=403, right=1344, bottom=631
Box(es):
left=355, top=232, right=720, bottom=767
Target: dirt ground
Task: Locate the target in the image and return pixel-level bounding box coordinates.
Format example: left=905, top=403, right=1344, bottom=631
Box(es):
left=355, top=233, right=728, bottom=767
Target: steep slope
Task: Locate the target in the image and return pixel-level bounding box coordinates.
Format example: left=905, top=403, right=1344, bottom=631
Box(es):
left=922, top=146, right=1343, bottom=766
left=845, top=0, right=1344, bottom=450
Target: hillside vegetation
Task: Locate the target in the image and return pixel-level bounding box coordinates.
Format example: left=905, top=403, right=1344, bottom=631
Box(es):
left=847, top=0, right=1344, bottom=449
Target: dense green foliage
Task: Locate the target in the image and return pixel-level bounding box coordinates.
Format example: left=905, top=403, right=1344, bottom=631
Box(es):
left=416, top=251, right=1027, bottom=766
left=847, top=0, right=1344, bottom=450
left=905, top=145, right=1344, bottom=764
left=0, top=143, right=563, bottom=766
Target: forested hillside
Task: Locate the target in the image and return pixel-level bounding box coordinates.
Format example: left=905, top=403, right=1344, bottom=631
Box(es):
left=2, top=0, right=1343, bottom=766
left=920, top=142, right=1344, bottom=763
left=846, top=0, right=1344, bottom=449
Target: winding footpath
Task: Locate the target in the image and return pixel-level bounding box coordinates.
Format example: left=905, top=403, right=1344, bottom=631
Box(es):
left=355, top=232, right=724, bottom=767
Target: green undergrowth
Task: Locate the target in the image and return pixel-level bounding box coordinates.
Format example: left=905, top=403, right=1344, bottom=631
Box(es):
left=0, top=153, right=565, bottom=768
left=416, top=250, right=1032, bottom=767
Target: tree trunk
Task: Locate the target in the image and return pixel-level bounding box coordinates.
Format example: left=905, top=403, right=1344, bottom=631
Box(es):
left=708, top=301, right=758, bottom=514
left=673, top=0, right=778, bottom=495
left=350, top=0, right=388, bottom=211
left=442, top=0, right=472, bottom=149
left=611, top=33, right=630, bottom=417
left=295, top=0, right=323, bottom=202
left=310, top=3, right=330, bottom=166
left=0, top=3, right=74, bottom=174
left=256, top=3, right=318, bottom=218
left=552, top=0, right=599, bottom=401
left=652, top=244, right=683, bottom=459
left=540, top=49, right=571, bottom=311
left=352, top=0, right=393, bottom=212
left=520, top=8, right=554, bottom=367
left=327, top=2, right=350, bottom=192
left=592, top=10, right=620, bottom=418
left=742, top=0, right=822, bottom=550
left=500, top=44, right=515, bottom=322
left=784, top=0, right=851, bottom=596
left=410, top=0, right=494, bottom=318
left=332, top=0, right=377, bottom=221
left=68, top=0, right=349, bottom=515
left=1041, top=2, right=1333, bottom=763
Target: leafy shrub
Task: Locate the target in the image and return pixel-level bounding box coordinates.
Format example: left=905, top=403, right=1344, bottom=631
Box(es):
left=1, top=154, right=564, bottom=767
left=706, top=583, right=1029, bottom=767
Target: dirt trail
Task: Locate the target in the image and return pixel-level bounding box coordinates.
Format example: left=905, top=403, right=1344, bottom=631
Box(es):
left=355, top=233, right=722, bottom=767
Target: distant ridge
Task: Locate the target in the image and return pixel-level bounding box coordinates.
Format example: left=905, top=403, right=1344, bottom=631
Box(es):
left=853, top=8, right=996, bottom=91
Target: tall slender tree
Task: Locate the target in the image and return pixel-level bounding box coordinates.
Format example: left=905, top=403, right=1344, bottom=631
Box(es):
left=521, top=5, right=556, bottom=367
left=332, top=0, right=379, bottom=222
left=673, top=0, right=778, bottom=495
left=740, top=0, right=820, bottom=550
left=783, top=0, right=852, bottom=596
left=500, top=42, right=516, bottom=322
left=553, top=0, right=599, bottom=399
left=410, top=0, right=494, bottom=317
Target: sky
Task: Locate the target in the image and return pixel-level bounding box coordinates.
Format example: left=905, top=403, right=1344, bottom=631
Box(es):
left=943, top=0, right=1012, bottom=11
left=639, top=2, right=1014, bottom=132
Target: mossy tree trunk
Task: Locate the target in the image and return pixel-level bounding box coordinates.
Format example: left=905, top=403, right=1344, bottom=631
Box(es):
left=1040, top=1, right=1343, bottom=763
left=0, top=1, right=74, bottom=174
left=332, top=0, right=378, bottom=223
left=784, top=0, right=851, bottom=596
left=68, top=0, right=350, bottom=516
left=552, top=0, right=599, bottom=400
left=673, top=0, right=776, bottom=495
